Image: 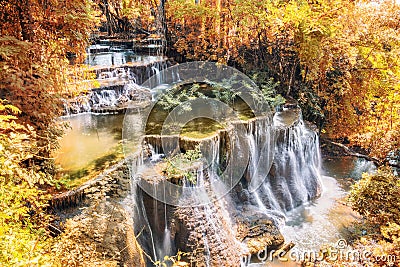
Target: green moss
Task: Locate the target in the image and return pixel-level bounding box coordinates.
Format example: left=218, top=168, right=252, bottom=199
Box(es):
left=94, top=153, right=117, bottom=171
left=145, top=82, right=259, bottom=136
left=180, top=118, right=225, bottom=139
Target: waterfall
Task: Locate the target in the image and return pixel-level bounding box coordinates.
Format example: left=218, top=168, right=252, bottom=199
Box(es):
left=151, top=65, right=162, bottom=86
left=171, top=67, right=181, bottom=83
left=63, top=82, right=152, bottom=115
left=130, top=135, right=247, bottom=265
left=270, top=111, right=323, bottom=211
left=161, top=192, right=173, bottom=258
left=123, top=150, right=162, bottom=264
left=161, top=228, right=172, bottom=260
left=244, top=110, right=322, bottom=223
left=200, top=134, right=221, bottom=174
left=246, top=116, right=275, bottom=192
left=235, top=110, right=323, bottom=266
left=240, top=116, right=283, bottom=219
left=126, top=108, right=323, bottom=265
left=92, top=89, right=119, bottom=108
left=63, top=56, right=168, bottom=115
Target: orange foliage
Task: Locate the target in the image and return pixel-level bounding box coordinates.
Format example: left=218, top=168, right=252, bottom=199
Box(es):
left=164, top=0, right=400, bottom=160
left=0, top=0, right=98, bottom=162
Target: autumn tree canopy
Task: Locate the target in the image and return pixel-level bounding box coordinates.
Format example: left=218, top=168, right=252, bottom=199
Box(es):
left=0, top=0, right=98, bottom=174
left=0, top=1, right=99, bottom=264
left=162, top=0, right=400, bottom=160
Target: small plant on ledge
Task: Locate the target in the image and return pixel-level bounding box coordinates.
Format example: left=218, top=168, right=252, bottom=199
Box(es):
left=161, top=145, right=203, bottom=186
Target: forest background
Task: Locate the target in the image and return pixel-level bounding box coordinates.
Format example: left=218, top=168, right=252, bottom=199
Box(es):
left=0, top=0, right=399, bottom=265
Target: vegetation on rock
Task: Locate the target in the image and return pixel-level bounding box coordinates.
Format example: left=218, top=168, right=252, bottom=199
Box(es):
left=161, top=145, right=202, bottom=185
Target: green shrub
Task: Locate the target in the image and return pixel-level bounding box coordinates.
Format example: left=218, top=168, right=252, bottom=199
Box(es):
left=348, top=168, right=400, bottom=226
left=162, top=146, right=202, bottom=185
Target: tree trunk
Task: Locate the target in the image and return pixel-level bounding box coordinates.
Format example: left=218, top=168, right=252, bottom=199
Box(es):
left=159, top=0, right=168, bottom=53
left=286, top=62, right=298, bottom=96
left=17, top=0, right=34, bottom=41
left=101, top=0, right=118, bottom=35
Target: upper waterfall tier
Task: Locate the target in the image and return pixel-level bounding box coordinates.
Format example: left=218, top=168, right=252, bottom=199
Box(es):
left=63, top=82, right=152, bottom=115
left=62, top=57, right=168, bottom=115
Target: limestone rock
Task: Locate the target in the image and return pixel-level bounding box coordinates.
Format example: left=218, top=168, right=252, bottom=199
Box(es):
left=54, top=201, right=145, bottom=267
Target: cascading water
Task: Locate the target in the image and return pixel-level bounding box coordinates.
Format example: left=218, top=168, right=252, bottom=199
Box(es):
left=245, top=116, right=282, bottom=217
left=123, top=150, right=160, bottom=263
left=126, top=107, right=323, bottom=266
left=92, top=89, right=119, bottom=108
left=161, top=191, right=173, bottom=260
left=271, top=109, right=322, bottom=210
left=63, top=48, right=168, bottom=116
left=59, top=49, right=349, bottom=266
left=63, top=82, right=152, bottom=115
left=151, top=66, right=162, bottom=86
left=239, top=109, right=323, bottom=233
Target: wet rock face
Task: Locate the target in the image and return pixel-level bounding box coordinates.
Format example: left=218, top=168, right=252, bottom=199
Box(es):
left=138, top=174, right=286, bottom=266
left=63, top=83, right=152, bottom=115
left=92, top=59, right=168, bottom=85
left=143, top=131, right=229, bottom=159
left=54, top=201, right=145, bottom=267
left=235, top=212, right=284, bottom=254
left=168, top=194, right=284, bottom=266
left=174, top=201, right=244, bottom=266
